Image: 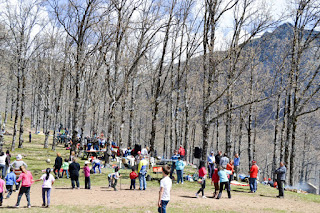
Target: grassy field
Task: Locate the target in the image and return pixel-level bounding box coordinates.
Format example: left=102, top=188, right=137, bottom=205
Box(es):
left=1, top=117, right=320, bottom=212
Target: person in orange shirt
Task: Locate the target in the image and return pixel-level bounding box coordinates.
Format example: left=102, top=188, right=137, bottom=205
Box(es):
left=226, top=160, right=234, bottom=186
left=249, top=160, right=259, bottom=193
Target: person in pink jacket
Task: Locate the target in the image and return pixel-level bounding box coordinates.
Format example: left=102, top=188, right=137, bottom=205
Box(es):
left=0, top=176, right=5, bottom=206
left=15, top=166, right=34, bottom=208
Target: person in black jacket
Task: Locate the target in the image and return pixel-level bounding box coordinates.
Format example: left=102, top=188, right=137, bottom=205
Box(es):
left=275, top=162, right=286, bottom=198
left=54, top=153, right=63, bottom=179
left=69, top=158, right=80, bottom=189
left=215, top=151, right=222, bottom=167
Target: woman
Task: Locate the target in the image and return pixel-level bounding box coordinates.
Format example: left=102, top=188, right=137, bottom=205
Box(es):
left=54, top=153, right=63, bottom=179
left=69, top=158, right=80, bottom=189
left=196, top=160, right=207, bottom=198
left=15, top=166, right=33, bottom=208
left=10, top=155, right=27, bottom=190
left=35, top=168, right=55, bottom=208
left=217, top=166, right=232, bottom=199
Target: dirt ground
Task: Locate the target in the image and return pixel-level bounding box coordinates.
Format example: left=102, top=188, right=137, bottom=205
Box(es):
left=1, top=183, right=320, bottom=213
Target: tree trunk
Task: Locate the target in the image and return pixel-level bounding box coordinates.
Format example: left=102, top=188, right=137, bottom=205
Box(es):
left=18, top=70, right=26, bottom=148
left=11, top=69, right=21, bottom=151
left=272, top=94, right=281, bottom=180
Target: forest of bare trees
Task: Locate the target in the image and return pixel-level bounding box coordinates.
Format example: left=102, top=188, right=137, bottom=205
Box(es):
left=0, top=0, right=319, bottom=187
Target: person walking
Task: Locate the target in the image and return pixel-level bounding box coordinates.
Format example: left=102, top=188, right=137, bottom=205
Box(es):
left=195, top=161, right=207, bottom=198
left=15, top=166, right=34, bottom=208
left=138, top=156, right=148, bottom=190
left=175, top=157, right=185, bottom=184
left=207, top=151, right=215, bottom=178
left=54, top=153, right=63, bottom=179
left=5, top=167, right=17, bottom=198
left=35, top=168, right=55, bottom=208
left=216, top=166, right=232, bottom=199
left=275, top=162, right=286, bottom=198
left=69, top=158, right=80, bottom=189
left=0, top=175, right=4, bottom=206
left=234, top=153, right=240, bottom=181
left=249, top=160, right=259, bottom=193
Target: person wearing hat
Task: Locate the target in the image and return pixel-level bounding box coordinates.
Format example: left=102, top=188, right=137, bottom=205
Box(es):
left=249, top=160, right=259, bottom=193
left=207, top=151, right=215, bottom=179
left=10, top=155, right=27, bottom=191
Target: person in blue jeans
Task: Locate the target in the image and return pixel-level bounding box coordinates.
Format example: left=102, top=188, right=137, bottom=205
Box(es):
left=138, top=156, right=148, bottom=190
left=92, top=157, right=101, bottom=174
left=5, top=167, right=17, bottom=198
left=158, top=165, right=172, bottom=213
left=175, top=157, right=185, bottom=184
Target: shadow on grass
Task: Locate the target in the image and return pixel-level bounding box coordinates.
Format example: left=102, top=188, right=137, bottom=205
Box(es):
left=232, top=189, right=250, bottom=193
left=179, top=195, right=198, bottom=199
left=259, top=194, right=277, bottom=198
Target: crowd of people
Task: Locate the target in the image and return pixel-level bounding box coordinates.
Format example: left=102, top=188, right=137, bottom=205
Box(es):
left=0, top=145, right=287, bottom=212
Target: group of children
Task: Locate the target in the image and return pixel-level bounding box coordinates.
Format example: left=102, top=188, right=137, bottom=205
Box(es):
left=196, top=160, right=233, bottom=199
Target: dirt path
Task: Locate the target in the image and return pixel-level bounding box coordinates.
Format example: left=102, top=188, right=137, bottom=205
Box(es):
left=1, top=184, right=319, bottom=212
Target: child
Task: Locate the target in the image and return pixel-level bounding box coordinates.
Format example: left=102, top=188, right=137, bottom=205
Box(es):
left=211, top=168, right=220, bottom=198
left=196, top=160, right=207, bottom=198
left=5, top=167, right=17, bottom=198
left=84, top=162, right=91, bottom=189
left=35, top=168, right=55, bottom=208
left=61, top=159, right=69, bottom=179
left=217, top=166, right=232, bottom=199
left=108, top=173, right=114, bottom=188
left=15, top=165, right=34, bottom=208
left=112, top=167, right=120, bottom=191
left=158, top=165, right=172, bottom=213
left=175, top=157, right=185, bottom=184
left=0, top=175, right=5, bottom=206
left=129, top=168, right=138, bottom=190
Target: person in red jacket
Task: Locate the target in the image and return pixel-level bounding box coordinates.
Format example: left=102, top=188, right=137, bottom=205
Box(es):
left=178, top=145, right=185, bottom=160
left=196, top=161, right=207, bottom=198
left=211, top=168, right=220, bottom=198
left=129, top=169, right=138, bottom=190
left=249, top=160, right=259, bottom=193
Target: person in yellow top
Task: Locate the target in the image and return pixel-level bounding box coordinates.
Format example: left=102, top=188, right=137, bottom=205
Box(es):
left=138, top=156, right=148, bottom=190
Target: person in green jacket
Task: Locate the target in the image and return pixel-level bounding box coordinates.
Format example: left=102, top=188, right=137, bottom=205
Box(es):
left=175, top=157, right=185, bottom=184
left=61, top=159, right=69, bottom=179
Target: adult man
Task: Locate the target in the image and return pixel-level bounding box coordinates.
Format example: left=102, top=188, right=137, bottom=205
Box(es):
left=275, top=162, right=286, bottom=198
left=178, top=145, right=185, bottom=160
left=69, top=158, right=80, bottom=189
left=207, top=151, right=215, bottom=178
left=138, top=156, right=148, bottom=190
left=170, top=150, right=180, bottom=179
left=234, top=153, right=240, bottom=181
left=215, top=151, right=222, bottom=167
left=249, top=160, right=259, bottom=193
left=219, top=153, right=229, bottom=169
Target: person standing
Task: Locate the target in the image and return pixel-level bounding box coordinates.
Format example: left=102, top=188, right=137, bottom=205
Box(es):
left=249, top=160, right=259, bottom=193
left=158, top=165, right=172, bottom=213
left=215, top=151, right=222, bottom=167
left=5, top=150, right=11, bottom=176
left=29, top=132, right=32, bottom=143
left=83, top=162, right=91, bottom=189
left=207, top=151, right=215, bottom=178
left=10, top=154, right=27, bottom=191
left=233, top=153, right=240, bottom=181
left=61, top=159, right=69, bottom=179
left=15, top=166, right=34, bottom=208
left=175, top=157, right=185, bottom=184
left=226, top=160, right=234, bottom=185
left=35, top=168, right=55, bottom=208
left=54, top=153, right=63, bottom=179
left=69, top=158, right=80, bottom=189
left=138, top=156, right=148, bottom=190
left=129, top=169, right=138, bottom=190
left=275, top=162, right=286, bottom=198
left=178, top=145, right=185, bottom=160
left=0, top=152, right=6, bottom=178
left=170, top=150, right=180, bottom=179
left=219, top=153, right=229, bottom=169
